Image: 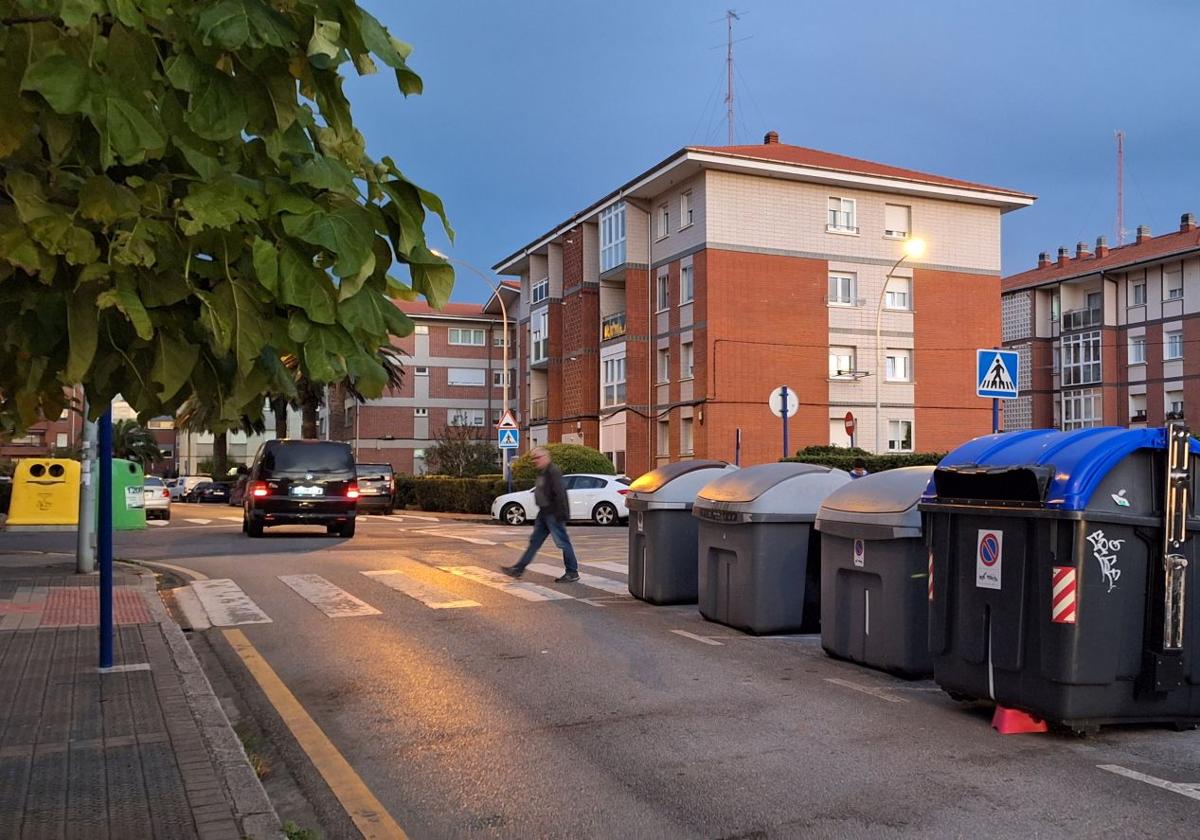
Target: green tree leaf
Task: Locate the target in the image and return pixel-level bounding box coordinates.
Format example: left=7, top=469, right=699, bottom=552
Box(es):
left=279, top=246, right=336, bottom=324
left=151, top=331, right=200, bottom=401
left=60, top=0, right=106, bottom=28
left=97, top=275, right=154, bottom=340
left=21, top=54, right=92, bottom=115
left=252, top=237, right=280, bottom=296
left=27, top=214, right=101, bottom=265
left=180, top=180, right=263, bottom=234
left=307, top=20, right=343, bottom=70
left=282, top=205, right=374, bottom=280
left=183, top=67, right=248, bottom=141
left=197, top=0, right=252, bottom=50
left=65, top=288, right=99, bottom=382
left=79, top=176, right=142, bottom=226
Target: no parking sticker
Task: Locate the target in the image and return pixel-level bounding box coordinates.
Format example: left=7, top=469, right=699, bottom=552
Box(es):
left=976, top=529, right=1002, bottom=590
left=853, top=539, right=865, bottom=567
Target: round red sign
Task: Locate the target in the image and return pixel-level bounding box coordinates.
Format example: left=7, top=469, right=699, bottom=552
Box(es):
left=844, top=412, right=856, bottom=436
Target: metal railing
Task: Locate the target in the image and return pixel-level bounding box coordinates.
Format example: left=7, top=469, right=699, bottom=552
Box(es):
left=530, top=397, right=548, bottom=423
left=1062, top=306, right=1103, bottom=331
left=601, top=311, right=627, bottom=341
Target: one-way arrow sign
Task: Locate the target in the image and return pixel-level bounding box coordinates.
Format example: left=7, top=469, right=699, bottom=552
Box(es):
left=977, top=349, right=1019, bottom=399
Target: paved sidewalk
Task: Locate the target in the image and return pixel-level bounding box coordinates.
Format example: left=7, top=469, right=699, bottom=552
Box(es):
left=0, top=555, right=280, bottom=839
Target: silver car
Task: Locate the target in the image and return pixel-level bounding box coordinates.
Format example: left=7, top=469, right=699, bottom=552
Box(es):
left=143, top=477, right=172, bottom=521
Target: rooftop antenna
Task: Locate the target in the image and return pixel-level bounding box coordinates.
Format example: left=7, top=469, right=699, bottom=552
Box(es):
left=1115, top=130, right=1125, bottom=246
left=725, top=9, right=739, bottom=145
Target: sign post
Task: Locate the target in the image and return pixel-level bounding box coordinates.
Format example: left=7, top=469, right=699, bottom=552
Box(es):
left=97, top=405, right=113, bottom=669
left=496, top=410, right=520, bottom=493
left=769, top=385, right=799, bottom=460
left=976, top=349, right=1019, bottom=434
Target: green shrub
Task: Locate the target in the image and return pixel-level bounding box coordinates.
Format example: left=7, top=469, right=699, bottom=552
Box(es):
left=784, top=445, right=944, bottom=473
left=393, top=475, right=419, bottom=509
left=511, top=444, right=615, bottom=482
left=412, top=477, right=503, bottom=514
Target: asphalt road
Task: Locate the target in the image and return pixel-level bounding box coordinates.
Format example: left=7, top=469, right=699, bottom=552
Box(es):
left=4, top=505, right=1200, bottom=839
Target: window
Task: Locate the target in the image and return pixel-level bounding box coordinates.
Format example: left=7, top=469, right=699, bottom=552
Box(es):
left=681, top=418, right=694, bottom=455
left=600, top=202, right=626, bottom=272
left=449, top=328, right=485, bottom=346
left=1130, top=280, right=1147, bottom=306
left=885, top=350, right=911, bottom=382
left=884, top=204, right=910, bottom=238
left=657, top=420, right=670, bottom=457
left=1129, top=336, right=1146, bottom=365
left=827, top=196, right=857, bottom=232
left=680, top=341, right=694, bottom=379
left=657, top=348, right=670, bottom=384
left=656, top=273, right=669, bottom=311
left=657, top=203, right=669, bottom=239
left=680, top=265, right=694, bottom=304
left=1061, top=330, right=1101, bottom=386
left=447, top=368, right=485, bottom=386
left=603, top=357, right=626, bottom=407
left=1052, top=346, right=1061, bottom=375
left=680, top=191, right=694, bottom=228
left=449, top=408, right=486, bottom=427
left=1165, top=266, right=1184, bottom=300
left=494, top=333, right=508, bottom=348
left=1050, top=292, right=1061, bottom=323
left=887, top=420, right=913, bottom=452
left=414, top=407, right=428, bottom=418
left=828, top=272, right=857, bottom=306
left=531, top=310, right=548, bottom=363
left=829, top=346, right=856, bottom=379
left=56, top=433, right=68, bottom=448
left=1129, top=394, right=1147, bottom=422
left=493, top=370, right=510, bottom=387
left=1167, top=390, right=1185, bottom=418
left=884, top=276, right=910, bottom=310
left=531, top=278, right=549, bottom=304
left=1062, top=389, right=1102, bottom=430
left=1166, top=330, right=1184, bottom=360
left=415, top=366, right=429, bottom=376
left=415, top=325, right=429, bottom=335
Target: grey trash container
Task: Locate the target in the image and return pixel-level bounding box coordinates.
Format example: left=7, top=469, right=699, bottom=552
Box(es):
left=815, top=466, right=936, bottom=678
left=626, top=460, right=739, bottom=604
left=694, top=463, right=851, bottom=634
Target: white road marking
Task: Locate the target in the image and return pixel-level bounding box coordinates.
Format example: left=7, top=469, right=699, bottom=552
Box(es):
left=1098, top=765, right=1200, bottom=802
left=145, top=519, right=169, bottom=527
left=278, top=575, right=381, bottom=618
left=98, top=663, right=151, bottom=674
left=670, top=629, right=725, bottom=646
left=578, top=598, right=608, bottom=608
left=438, top=566, right=574, bottom=602
left=363, top=568, right=480, bottom=610
left=824, top=677, right=907, bottom=704
left=185, top=518, right=213, bottom=525
left=414, top=528, right=496, bottom=546
left=171, top=585, right=211, bottom=630
left=386, top=513, right=441, bottom=522
left=525, top=563, right=629, bottom=595
left=190, top=579, right=272, bottom=626
left=580, top=560, right=628, bottom=575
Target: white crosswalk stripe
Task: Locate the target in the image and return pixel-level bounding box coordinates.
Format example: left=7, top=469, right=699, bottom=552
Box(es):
left=363, top=565, right=480, bottom=609
left=525, top=563, right=629, bottom=595
left=580, top=560, right=628, bottom=575
left=190, top=579, right=272, bottom=626
left=279, top=574, right=381, bottom=618
left=184, top=518, right=213, bottom=525
left=147, top=520, right=169, bottom=527
left=413, top=528, right=496, bottom=545
left=438, top=565, right=573, bottom=602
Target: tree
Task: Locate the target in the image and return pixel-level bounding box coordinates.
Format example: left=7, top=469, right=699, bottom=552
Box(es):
left=0, top=1, right=454, bottom=441
left=425, top=423, right=500, bottom=478
left=112, top=418, right=162, bottom=468
left=511, top=444, right=616, bottom=483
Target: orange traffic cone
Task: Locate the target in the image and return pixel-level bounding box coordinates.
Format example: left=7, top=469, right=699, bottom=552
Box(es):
left=992, top=705, right=1049, bottom=734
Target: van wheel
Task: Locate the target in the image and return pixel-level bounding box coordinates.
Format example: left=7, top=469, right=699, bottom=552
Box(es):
left=339, top=519, right=356, bottom=538
left=246, top=517, right=263, bottom=538
left=502, top=503, right=527, bottom=526
left=592, top=502, right=618, bottom=526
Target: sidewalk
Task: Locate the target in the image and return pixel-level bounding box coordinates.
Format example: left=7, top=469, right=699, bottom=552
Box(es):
left=0, top=554, right=280, bottom=839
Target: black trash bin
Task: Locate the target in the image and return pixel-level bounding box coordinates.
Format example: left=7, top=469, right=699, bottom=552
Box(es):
left=694, top=463, right=850, bottom=634
left=920, top=425, right=1200, bottom=730
left=815, top=466, right=936, bottom=678
left=626, top=460, right=739, bottom=604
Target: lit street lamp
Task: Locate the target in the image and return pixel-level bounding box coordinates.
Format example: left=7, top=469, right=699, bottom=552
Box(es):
left=875, top=238, right=926, bottom=454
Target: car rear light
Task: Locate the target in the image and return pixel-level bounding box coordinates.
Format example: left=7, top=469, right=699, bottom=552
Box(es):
left=162, top=489, right=169, bottom=498
left=251, top=481, right=269, bottom=497
left=617, top=488, right=629, bottom=495
left=346, top=483, right=360, bottom=499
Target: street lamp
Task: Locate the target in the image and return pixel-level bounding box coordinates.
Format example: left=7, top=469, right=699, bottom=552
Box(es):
left=875, top=237, right=926, bottom=454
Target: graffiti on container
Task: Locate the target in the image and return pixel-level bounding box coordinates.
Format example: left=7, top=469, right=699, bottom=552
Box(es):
left=1086, top=529, right=1123, bottom=593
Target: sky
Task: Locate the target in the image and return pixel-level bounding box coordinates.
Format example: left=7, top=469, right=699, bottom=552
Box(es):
left=347, top=0, right=1200, bottom=304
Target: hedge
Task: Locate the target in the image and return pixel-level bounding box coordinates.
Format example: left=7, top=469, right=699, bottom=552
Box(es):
left=783, top=445, right=945, bottom=473
left=511, top=444, right=615, bottom=483
left=392, top=475, right=535, bottom=514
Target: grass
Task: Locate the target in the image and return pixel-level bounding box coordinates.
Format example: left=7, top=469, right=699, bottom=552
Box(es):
left=234, top=721, right=271, bottom=780
left=282, top=820, right=320, bottom=840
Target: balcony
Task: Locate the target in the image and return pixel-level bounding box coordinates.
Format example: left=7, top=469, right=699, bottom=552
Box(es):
left=601, top=312, right=627, bottom=341
left=530, top=397, right=548, bottom=423
left=1131, top=410, right=1148, bottom=423
left=1062, top=306, right=1103, bottom=331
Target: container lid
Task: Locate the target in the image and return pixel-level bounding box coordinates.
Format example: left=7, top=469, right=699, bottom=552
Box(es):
left=694, top=462, right=851, bottom=519
left=924, top=427, right=1200, bottom=511
left=815, top=466, right=934, bottom=537
left=626, top=460, right=737, bottom=509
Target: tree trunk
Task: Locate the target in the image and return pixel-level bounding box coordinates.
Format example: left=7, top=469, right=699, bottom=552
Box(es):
left=302, top=396, right=320, bottom=439
left=212, top=431, right=228, bottom=478
left=271, top=396, right=290, bottom=439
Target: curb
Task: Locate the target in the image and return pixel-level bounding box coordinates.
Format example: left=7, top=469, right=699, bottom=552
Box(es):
left=131, top=563, right=283, bottom=839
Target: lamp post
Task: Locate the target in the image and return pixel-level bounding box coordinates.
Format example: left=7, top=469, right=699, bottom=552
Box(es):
left=875, top=238, right=926, bottom=454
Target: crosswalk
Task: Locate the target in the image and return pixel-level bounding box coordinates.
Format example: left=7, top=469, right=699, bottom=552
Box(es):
left=174, top=554, right=632, bottom=627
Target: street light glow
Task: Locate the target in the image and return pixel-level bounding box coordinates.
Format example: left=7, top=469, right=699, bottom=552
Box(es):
left=904, top=238, right=926, bottom=259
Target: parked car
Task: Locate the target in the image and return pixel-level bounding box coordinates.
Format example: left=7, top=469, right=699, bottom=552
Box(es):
left=177, top=475, right=213, bottom=501
left=491, top=473, right=632, bottom=526
left=142, top=477, right=171, bottom=520
left=165, top=478, right=185, bottom=502
left=242, top=440, right=358, bottom=538
left=197, top=482, right=231, bottom=504
left=354, top=463, right=395, bottom=515
left=228, top=475, right=249, bottom=506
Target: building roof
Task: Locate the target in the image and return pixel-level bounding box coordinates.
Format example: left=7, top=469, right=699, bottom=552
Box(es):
left=1003, top=224, right=1200, bottom=293
left=395, top=299, right=495, bottom=321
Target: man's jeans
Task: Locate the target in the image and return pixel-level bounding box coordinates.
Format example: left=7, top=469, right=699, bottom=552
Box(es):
left=515, top=511, right=579, bottom=573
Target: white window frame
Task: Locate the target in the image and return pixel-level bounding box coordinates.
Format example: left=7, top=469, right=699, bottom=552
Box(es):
left=493, top=370, right=510, bottom=387
left=656, top=420, right=670, bottom=457
left=680, top=341, right=694, bottom=380
left=1129, top=394, right=1147, bottom=423
left=602, top=357, right=627, bottom=407
left=681, top=417, right=694, bottom=455
left=657, top=348, right=670, bottom=384
left=1165, top=267, right=1184, bottom=301
left=1167, top=391, right=1185, bottom=417
left=449, top=408, right=486, bottom=427
left=530, top=310, right=548, bottom=363
left=1060, top=331, right=1101, bottom=386
left=1166, top=330, right=1184, bottom=360
left=827, top=196, right=857, bottom=233
left=887, top=420, right=913, bottom=452
left=1130, top=280, right=1147, bottom=306
left=829, top=347, right=856, bottom=379
left=679, top=191, right=694, bottom=229
left=680, top=264, right=694, bottom=305
left=885, top=350, right=911, bottom=382
left=493, top=333, right=508, bottom=348
left=414, top=407, right=428, bottom=417
left=1129, top=336, right=1146, bottom=365
left=883, top=203, right=911, bottom=239
left=447, top=367, right=485, bottom=387
left=657, top=203, right=669, bottom=239
left=531, top=278, right=549, bottom=305
left=415, top=325, right=429, bottom=335
left=415, top=366, right=429, bottom=377
left=656, top=273, right=670, bottom=311
left=1062, top=389, right=1102, bottom=430
left=600, top=202, right=627, bottom=272
left=828, top=272, right=857, bottom=306
left=448, top=327, right=486, bottom=346
left=884, top=276, right=910, bottom=311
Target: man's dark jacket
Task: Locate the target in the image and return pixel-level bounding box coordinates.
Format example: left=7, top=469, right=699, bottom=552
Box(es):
left=534, top=463, right=570, bottom=521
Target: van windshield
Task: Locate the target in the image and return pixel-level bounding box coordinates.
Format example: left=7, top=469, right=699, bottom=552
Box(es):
left=262, top=443, right=354, bottom=476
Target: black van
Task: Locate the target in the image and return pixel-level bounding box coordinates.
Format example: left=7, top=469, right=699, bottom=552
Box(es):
left=243, top=440, right=358, bottom=538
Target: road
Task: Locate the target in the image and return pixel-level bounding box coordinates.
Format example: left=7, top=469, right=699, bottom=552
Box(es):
left=3, top=504, right=1199, bottom=839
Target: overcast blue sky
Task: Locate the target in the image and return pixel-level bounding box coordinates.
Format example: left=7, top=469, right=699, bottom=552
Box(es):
left=349, top=1, right=1199, bottom=303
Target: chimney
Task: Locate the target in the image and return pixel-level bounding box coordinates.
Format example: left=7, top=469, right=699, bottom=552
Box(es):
left=1136, top=224, right=1151, bottom=244
left=1075, top=241, right=1091, bottom=259
left=1095, top=235, right=1109, bottom=258
left=1057, top=247, right=1070, bottom=268
left=763, top=130, right=779, bottom=145
left=1037, top=251, right=1051, bottom=268
left=1181, top=212, right=1197, bottom=232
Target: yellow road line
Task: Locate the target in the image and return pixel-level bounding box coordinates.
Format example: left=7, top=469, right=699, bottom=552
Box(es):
left=222, top=628, right=408, bottom=839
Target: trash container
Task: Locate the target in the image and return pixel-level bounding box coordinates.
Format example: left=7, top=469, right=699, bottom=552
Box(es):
left=815, top=466, right=936, bottom=678
left=95, top=458, right=147, bottom=531
left=626, top=460, right=738, bottom=604
left=920, top=425, right=1200, bottom=731
left=4, top=458, right=82, bottom=530
left=694, top=462, right=851, bottom=634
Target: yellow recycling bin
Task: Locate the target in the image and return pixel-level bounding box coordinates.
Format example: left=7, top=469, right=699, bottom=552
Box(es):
left=5, top=458, right=81, bottom=530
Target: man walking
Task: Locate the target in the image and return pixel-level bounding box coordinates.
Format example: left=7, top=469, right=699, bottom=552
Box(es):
left=501, top=447, right=580, bottom=582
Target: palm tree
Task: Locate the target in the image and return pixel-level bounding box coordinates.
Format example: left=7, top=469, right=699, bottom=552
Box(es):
left=112, top=420, right=163, bottom=469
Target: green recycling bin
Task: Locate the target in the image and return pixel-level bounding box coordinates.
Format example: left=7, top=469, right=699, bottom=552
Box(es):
left=94, top=458, right=147, bottom=531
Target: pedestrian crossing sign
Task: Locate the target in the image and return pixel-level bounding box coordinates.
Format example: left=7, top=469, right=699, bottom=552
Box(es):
left=976, top=349, right=1019, bottom=399
left=497, top=428, right=520, bottom=450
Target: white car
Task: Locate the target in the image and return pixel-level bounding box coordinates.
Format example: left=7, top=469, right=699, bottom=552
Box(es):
left=143, top=477, right=172, bottom=521
left=491, top=473, right=631, bottom=526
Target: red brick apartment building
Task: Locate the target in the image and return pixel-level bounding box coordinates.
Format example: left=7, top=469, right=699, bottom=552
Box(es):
left=0, top=385, right=86, bottom=460
left=1002, top=215, right=1200, bottom=430
left=329, top=288, right=520, bottom=473
left=492, top=133, right=1034, bottom=477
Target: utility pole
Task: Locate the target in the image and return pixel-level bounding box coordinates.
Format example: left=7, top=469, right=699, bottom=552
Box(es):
left=725, top=9, right=739, bottom=145
left=1115, top=130, right=1125, bottom=246
left=76, top=400, right=97, bottom=574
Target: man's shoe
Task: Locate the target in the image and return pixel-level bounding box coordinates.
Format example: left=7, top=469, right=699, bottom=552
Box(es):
left=500, top=564, right=524, bottom=579
left=555, top=571, right=581, bottom=583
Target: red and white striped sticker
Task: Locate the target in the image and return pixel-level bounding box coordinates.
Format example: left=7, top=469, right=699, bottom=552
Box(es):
left=1051, top=566, right=1077, bottom=624
left=928, top=549, right=935, bottom=602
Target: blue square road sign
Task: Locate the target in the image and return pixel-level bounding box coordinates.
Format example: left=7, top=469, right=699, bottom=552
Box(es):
left=977, top=349, right=1019, bottom=399
left=497, top=428, right=520, bottom=450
